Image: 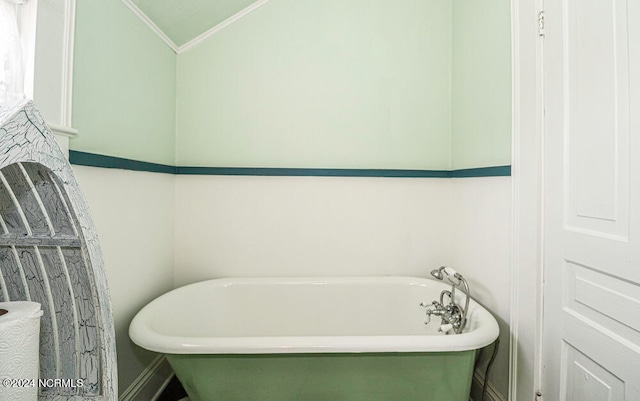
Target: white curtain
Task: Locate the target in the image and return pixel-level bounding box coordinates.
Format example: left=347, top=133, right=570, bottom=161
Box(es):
left=0, top=0, right=27, bottom=105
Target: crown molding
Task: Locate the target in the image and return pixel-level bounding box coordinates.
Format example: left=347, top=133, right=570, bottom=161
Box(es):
left=177, top=0, right=272, bottom=54
left=121, top=0, right=271, bottom=54
left=120, top=0, right=179, bottom=53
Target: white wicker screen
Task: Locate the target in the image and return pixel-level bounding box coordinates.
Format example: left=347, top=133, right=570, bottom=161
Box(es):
left=0, top=100, right=116, bottom=400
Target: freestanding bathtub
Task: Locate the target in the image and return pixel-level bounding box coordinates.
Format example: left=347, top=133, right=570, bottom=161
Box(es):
left=130, top=276, right=499, bottom=401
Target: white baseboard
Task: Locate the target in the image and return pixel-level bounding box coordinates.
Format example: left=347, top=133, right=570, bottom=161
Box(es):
left=120, top=355, right=174, bottom=401
left=470, top=370, right=507, bottom=401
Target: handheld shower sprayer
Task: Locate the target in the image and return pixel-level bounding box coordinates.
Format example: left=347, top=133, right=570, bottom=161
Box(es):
left=431, top=266, right=462, bottom=286
left=430, top=267, right=444, bottom=280
left=423, top=266, right=471, bottom=334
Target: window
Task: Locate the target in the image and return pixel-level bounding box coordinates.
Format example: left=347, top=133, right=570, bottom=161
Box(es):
left=0, top=0, right=34, bottom=104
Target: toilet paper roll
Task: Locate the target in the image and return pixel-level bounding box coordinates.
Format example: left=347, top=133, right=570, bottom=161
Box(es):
left=0, top=301, right=43, bottom=401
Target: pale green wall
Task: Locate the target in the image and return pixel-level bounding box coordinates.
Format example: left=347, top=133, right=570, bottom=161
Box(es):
left=71, top=0, right=511, bottom=170
left=71, top=0, right=177, bottom=165
left=176, top=0, right=453, bottom=169
left=451, top=0, right=512, bottom=169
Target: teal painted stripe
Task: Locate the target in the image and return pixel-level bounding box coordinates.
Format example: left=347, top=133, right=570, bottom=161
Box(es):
left=176, top=166, right=451, bottom=178
left=69, top=151, right=511, bottom=178
left=450, top=165, right=511, bottom=178
left=69, top=151, right=176, bottom=174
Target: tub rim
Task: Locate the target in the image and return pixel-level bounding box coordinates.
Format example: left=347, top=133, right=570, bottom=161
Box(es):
left=130, top=276, right=500, bottom=354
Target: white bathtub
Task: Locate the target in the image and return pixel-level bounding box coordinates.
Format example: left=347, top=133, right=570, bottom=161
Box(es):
left=130, top=276, right=499, bottom=401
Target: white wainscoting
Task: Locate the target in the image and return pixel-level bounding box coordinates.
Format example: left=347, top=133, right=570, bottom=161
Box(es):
left=72, top=165, right=175, bottom=396
left=173, top=175, right=453, bottom=285
left=450, top=176, right=511, bottom=399
left=70, top=168, right=510, bottom=398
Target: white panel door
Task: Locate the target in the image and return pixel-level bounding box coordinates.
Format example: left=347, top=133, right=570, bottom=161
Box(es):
left=542, top=0, right=640, bottom=400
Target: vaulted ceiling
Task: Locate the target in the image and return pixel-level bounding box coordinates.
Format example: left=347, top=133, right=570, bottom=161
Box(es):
left=126, top=0, right=264, bottom=48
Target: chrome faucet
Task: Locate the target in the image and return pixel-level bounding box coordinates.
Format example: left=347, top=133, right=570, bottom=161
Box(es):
left=420, top=266, right=471, bottom=334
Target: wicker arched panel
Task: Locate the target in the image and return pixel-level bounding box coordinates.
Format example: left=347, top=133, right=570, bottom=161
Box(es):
left=0, top=100, right=116, bottom=400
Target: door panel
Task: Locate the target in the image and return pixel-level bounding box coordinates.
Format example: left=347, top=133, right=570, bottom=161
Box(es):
left=542, top=0, right=640, bottom=399
left=564, top=0, right=630, bottom=240
left=562, top=343, right=625, bottom=401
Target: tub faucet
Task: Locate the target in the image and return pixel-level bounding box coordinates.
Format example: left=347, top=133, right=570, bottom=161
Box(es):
left=420, top=266, right=471, bottom=334
left=421, top=299, right=463, bottom=334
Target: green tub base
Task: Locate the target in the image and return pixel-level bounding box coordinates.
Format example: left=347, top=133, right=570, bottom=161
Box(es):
left=167, top=351, right=476, bottom=401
